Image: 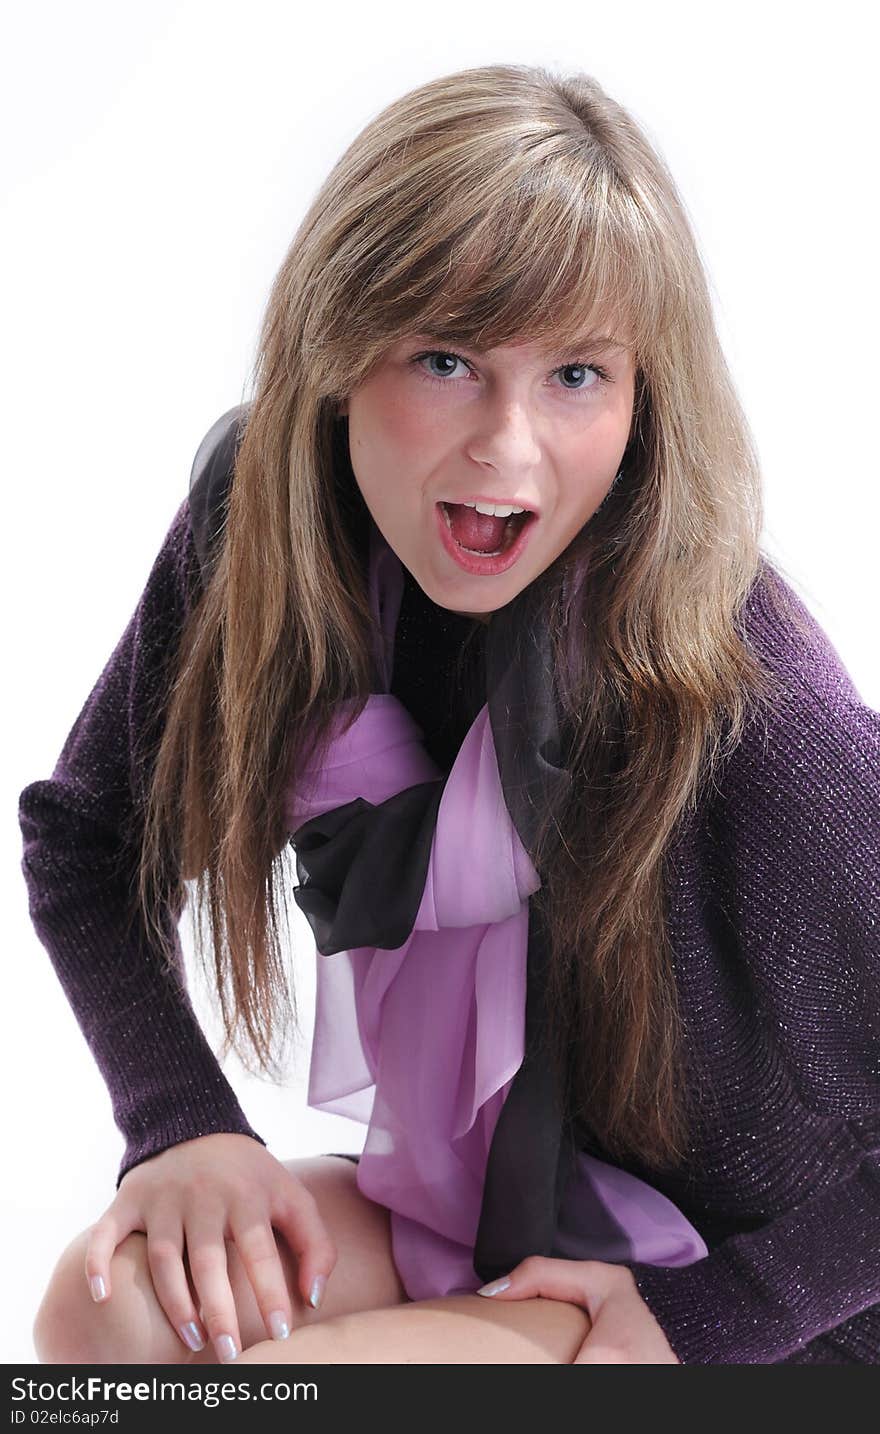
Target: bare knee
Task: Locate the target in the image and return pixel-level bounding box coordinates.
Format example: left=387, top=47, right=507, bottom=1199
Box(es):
left=33, top=1156, right=405, bottom=1366
left=34, top=1230, right=97, bottom=1363
left=33, top=1229, right=152, bottom=1365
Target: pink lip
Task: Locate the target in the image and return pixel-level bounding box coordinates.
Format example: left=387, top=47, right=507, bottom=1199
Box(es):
left=434, top=501, right=539, bottom=577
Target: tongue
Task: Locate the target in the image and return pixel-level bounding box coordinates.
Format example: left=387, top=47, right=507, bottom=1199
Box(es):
left=446, top=503, right=507, bottom=553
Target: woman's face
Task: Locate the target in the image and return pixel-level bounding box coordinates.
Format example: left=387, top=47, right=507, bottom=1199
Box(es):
left=341, top=329, right=636, bottom=621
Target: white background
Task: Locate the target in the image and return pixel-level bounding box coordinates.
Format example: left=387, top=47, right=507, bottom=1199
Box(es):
left=3, top=0, right=877, bottom=1364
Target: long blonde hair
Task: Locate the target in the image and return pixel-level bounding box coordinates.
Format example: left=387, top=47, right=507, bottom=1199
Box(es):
left=136, top=63, right=803, bottom=1172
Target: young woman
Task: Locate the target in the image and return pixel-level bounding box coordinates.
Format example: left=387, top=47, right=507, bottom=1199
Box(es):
left=21, top=63, right=879, bottom=1366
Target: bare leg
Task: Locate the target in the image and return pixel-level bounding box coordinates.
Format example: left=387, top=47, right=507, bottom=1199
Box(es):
left=237, top=1293, right=592, bottom=1365
left=33, top=1157, right=408, bottom=1365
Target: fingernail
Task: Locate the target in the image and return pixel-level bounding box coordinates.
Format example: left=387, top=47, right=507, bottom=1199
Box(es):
left=89, top=1275, right=107, bottom=1302
left=309, top=1275, right=326, bottom=1310
left=477, top=1277, right=511, bottom=1296
left=179, top=1321, right=205, bottom=1352
left=269, top=1310, right=290, bottom=1340
left=216, top=1334, right=238, bottom=1362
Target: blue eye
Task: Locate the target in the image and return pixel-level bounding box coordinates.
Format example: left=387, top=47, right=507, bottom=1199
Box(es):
left=409, top=348, right=611, bottom=398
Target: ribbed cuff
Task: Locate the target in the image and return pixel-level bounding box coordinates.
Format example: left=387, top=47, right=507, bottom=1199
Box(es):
left=626, top=1248, right=800, bottom=1364
left=626, top=1154, right=880, bottom=1364
left=118, top=1120, right=266, bottom=1188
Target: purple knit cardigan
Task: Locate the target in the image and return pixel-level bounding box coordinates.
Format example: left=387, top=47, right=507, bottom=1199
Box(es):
left=18, top=487, right=880, bottom=1364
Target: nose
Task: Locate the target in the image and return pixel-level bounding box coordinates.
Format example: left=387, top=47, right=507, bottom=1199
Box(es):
left=465, top=394, right=543, bottom=473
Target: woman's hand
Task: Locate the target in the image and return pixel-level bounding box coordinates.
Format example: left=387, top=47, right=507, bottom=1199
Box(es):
left=83, top=1134, right=337, bottom=1362
left=477, top=1256, right=682, bottom=1364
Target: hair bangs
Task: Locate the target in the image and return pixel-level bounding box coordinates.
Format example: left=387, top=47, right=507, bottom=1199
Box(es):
left=380, top=158, right=674, bottom=370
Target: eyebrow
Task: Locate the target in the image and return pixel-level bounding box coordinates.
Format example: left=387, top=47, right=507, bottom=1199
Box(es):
left=409, top=331, right=627, bottom=356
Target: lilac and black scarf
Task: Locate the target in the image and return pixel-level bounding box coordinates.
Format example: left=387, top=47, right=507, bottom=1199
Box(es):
left=284, top=519, right=707, bottom=1299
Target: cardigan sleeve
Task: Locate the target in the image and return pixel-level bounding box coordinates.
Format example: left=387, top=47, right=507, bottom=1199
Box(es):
left=626, top=615, right=880, bottom=1364
left=18, top=494, right=266, bottom=1186
left=627, top=1141, right=880, bottom=1363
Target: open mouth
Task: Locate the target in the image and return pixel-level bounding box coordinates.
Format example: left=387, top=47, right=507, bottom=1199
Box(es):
left=438, top=501, right=536, bottom=556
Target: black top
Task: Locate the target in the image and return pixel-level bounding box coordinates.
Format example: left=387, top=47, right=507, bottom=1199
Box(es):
left=390, top=565, right=489, bottom=771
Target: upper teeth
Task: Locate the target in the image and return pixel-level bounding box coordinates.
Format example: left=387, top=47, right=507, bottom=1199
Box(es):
left=462, top=501, right=526, bottom=517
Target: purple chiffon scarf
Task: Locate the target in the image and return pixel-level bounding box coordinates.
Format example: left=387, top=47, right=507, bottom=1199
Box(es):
left=283, top=522, right=707, bottom=1300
